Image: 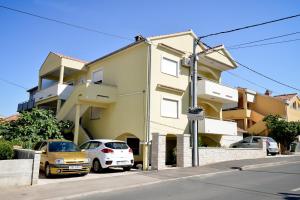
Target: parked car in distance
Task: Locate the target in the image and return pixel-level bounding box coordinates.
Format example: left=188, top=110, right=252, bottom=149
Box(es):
left=79, top=139, right=134, bottom=172
left=290, top=142, right=300, bottom=153
left=230, top=136, right=279, bottom=155
left=34, top=140, right=91, bottom=177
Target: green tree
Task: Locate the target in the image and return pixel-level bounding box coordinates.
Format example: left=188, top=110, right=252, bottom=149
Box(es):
left=263, top=115, right=300, bottom=153
left=0, top=108, right=72, bottom=149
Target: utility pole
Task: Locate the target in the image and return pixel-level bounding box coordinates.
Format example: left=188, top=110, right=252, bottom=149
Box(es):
left=191, top=38, right=199, bottom=167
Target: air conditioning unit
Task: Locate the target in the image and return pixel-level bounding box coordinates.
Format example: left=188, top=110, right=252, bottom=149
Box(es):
left=181, top=57, right=191, bottom=67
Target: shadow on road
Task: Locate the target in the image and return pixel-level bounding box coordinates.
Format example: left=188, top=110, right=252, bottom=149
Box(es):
left=279, top=192, right=300, bottom=200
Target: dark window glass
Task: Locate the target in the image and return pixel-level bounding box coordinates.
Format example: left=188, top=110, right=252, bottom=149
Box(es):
left=252, top=137, right=261, bottom=143
left=34, top=142, right=43, bottom=150
left=127, top=138, right=140, bottom=155
left=48, top=141, right=80, bottom=152
left=79, top=142, right=90, bottom=149
left=89, top=142, right=101, bottom=149
left=104, top=142, right=128, bottom=149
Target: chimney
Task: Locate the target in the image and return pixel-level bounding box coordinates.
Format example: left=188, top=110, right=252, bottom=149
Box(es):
left=134, top=35, right=144, bottom=42
left=265, top=89, right=272, bottom=96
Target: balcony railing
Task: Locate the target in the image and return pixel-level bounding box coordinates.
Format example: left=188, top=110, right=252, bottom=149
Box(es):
left=198, top=79, right=238, bottom=103
left=198, top=117, right=237, bottom=136
left=34, top=83, right=74, bottom=102
left=17, top=99, right=35, bottom=112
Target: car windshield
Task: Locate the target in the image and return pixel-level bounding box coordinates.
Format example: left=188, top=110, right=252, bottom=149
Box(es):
left=48, top=141, right=80, bottom=152
left=267, top=138, right=276, bottom=143
left=104, top=142, right=128, bottom=149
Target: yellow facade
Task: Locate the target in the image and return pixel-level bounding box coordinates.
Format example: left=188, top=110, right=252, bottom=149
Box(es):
left=223, top=88, right=300, bottom=135
left=33, top=30, right=242, bottom=166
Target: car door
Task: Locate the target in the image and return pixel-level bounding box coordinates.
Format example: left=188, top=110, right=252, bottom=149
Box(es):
left=240, top=137, right=252, bottom=148
left=39, top=142, right=48, bottom=169
left=251, top=137, right=261, bottom=148
left=87, top=141, right=101, bottom=160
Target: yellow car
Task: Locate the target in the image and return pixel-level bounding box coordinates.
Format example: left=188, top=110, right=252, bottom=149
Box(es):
left=34, top=140, right=91, bottom=177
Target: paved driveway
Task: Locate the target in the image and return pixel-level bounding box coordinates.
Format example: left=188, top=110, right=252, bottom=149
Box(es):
left=38, top=168, right=138, bottom=185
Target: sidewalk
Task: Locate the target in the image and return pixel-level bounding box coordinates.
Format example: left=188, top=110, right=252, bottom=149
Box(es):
left=1, top=155, right=300, bottom=200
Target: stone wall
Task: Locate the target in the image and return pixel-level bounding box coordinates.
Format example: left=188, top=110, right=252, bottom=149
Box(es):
left=198, top=147, right=266, bottom=166
left=0, top=149, right=41, bottom=188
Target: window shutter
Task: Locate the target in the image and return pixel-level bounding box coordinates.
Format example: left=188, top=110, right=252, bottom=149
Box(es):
left=161, top=58, right=178, bottom=76
left=161, top=98, right=178, bottom=118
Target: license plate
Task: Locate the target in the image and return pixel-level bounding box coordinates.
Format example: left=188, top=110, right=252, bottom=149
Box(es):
left=69, top=165, right=82, bottom=170
left=117, top=161, right=128, bottom=165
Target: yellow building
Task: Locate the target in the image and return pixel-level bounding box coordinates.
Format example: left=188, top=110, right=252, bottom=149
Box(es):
left=223, top=88, right=300, bottom=135
left=21, top=30, right=242, bottom=168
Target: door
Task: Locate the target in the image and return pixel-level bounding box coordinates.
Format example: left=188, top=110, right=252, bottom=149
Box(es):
left=87, top=141, right=102, bottom=160
left=240, top=137, right=252, bottom=148
left=251, top=137, right=261, bottom=148
left=39, top=142, right=48, bottom=169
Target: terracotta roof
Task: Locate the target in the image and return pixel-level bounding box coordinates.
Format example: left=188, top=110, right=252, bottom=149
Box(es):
left=51, top=52, right=88, bottom=64
left=273, top=93, right=298, bottom=101
left=3, top=114, right=19, bottom=122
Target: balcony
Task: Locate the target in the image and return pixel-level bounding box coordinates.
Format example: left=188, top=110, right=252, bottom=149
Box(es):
left=198, top=117, right=237, bottom=136
left=197, top=79, right=238, bottom=103
left=17, top=99, right=35, bottom=112
left=34, top=83, right=74, bottom=102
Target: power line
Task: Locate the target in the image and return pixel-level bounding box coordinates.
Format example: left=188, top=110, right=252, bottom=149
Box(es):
left=201, top=41, right=300, bottom=92
left=199, top=14, right=300, bottom=39
left=227, top=31, right=300, bottom=48
left=228, top=38, right=300, bottom=50
left=0, top=5, right=132, bottom=41
left=225, top=71, right=269, bottom=91
left=0, top=77, right=27, bottom=90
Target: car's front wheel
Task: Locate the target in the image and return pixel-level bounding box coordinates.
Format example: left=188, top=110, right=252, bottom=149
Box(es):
left=45, top=163, right=52, bottom=178
left=92, top=159, right=103, bottom=173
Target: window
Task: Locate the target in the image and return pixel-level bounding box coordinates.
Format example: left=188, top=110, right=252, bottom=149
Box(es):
left=252, top=137, right=261, bottom=143
left=79, top=142, right=90, bottom=150
left=161, top=57, right=178, bottom=76
left=161, top=98, right=179, bottom=118
left=88, top=141, right=101, bottom=149
left=104, top=142, right=128, bottom=149
left=292, top=102, right=297, bottom=109
left=90, top=107, right=101, bottom=120
left=92, top=69, right=103, bottom=84
left=127, top=138, right=140, bottom=155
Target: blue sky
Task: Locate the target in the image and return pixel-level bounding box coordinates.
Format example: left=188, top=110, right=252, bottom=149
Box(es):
left=0, top=0, right=300, bottom=116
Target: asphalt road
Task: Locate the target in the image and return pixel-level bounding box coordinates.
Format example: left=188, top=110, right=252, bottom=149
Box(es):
left=74, top=162, right=300, bottom=200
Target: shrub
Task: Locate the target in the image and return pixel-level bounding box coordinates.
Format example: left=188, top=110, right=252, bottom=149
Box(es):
left=0, top=140, right=13, bottom=160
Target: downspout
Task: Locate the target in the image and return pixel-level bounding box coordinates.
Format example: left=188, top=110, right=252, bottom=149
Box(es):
left=145, top=39, right=152, bottom=170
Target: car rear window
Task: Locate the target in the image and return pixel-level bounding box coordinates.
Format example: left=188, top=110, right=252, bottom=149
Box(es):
left=104, top=142, right=128, bottom=149
left=49, top=141, right=80, bottom=152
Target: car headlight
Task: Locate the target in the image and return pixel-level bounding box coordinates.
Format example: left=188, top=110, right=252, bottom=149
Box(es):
left=84, top=158, right=91, bottom=163
left=55, top=158, right=64, bottom=164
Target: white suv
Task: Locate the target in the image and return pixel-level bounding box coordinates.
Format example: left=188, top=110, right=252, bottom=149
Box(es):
left=79, top=139, right=134, bottom=172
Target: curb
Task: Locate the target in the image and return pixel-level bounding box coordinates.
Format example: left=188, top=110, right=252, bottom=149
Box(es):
left=240, top=160, right=300, bottom=170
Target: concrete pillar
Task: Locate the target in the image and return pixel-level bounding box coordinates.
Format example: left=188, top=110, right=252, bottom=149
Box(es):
left=56, top=99, right=62, bottom=114
left=31, top=151, right=41, bottom=185
left=177, top=134, right=192, bottom=167
left=59, top=66, right=65, bottom=84
left=38, top=77, right=42, bottom=90
left=151, top=133, right=166, bottom=170
left=74, top=104, right=80, bottom=145
left=142, top=143, right=149, bottom=170
left=244, top=118, right=248, bottom=129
